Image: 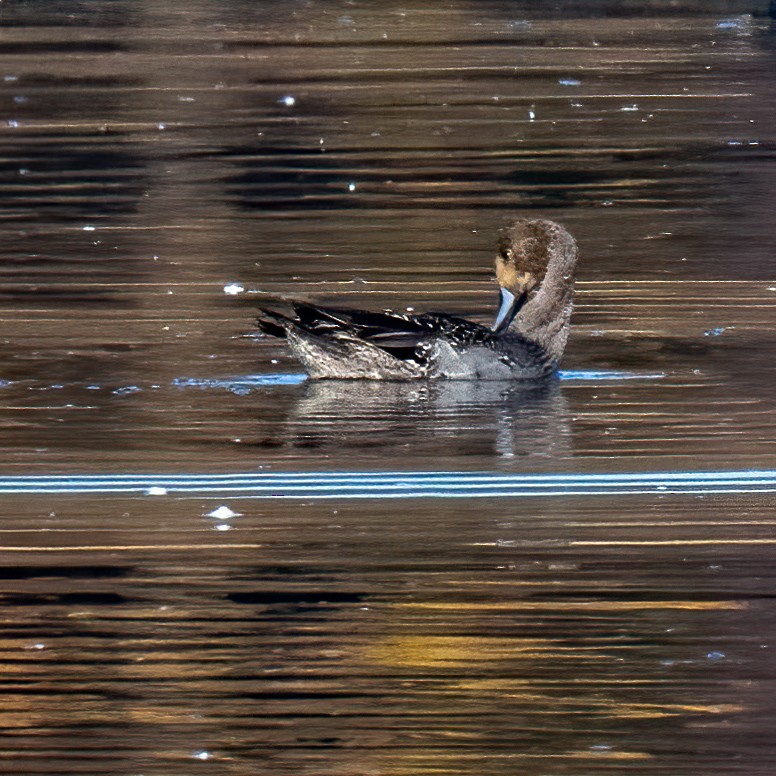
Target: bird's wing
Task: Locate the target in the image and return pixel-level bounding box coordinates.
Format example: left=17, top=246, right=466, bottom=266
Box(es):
left=257, top=303, right=496, bottom=365
left=291, top=303, right=439, bottom=362
left=414, top=312, right=495, bottom=347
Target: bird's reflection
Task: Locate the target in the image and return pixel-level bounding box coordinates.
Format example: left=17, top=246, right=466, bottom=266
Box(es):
left=279, top=377, right=571, bottom=464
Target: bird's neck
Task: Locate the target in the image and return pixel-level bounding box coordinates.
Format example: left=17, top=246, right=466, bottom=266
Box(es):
left=510, top=270, right=575, bottom=365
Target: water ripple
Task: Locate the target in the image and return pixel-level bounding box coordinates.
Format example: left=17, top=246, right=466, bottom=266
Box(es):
left=171, top=370, right=665, bottom=393
left=2, top=469, right=775, bottom=498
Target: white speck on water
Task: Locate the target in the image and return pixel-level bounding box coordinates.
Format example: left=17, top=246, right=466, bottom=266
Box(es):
left=270, top=358, right=279, bottom=364
left=704, top=327, right=728, bottom=337
left=7, top=120, right=19, bottom=128
left=348, top=182, right=357, bottom=192
left=214, top=524, right=232, bottom=532
left=145, top=486, right=168, bottom=496
left=18, top=168, right=29, bottom=175
left=707, top=651, right=726, bottom=661
left=113, top=385, right=142, bottom=396
left=4, top=75, right=18, bottom=82
left=279, top=95, right=296, bottom=106
left=193, top=751, right=211, bottom=761
left=83, top=225, right=96, bottom=231
left=157, top=122, right=166, bottom=130
left=727, top=139, right=743, bottom=146
left=406, top=307, right=415, bottom=312
left=178, top=95, right=195, bottom=102
left=223, top=283, right=245, bottom=295
left=25, top=643, right=46, bottom=650
left=206, top=505, right=242, bottom=519
left=13, top=95, right=28, bottom=104
left=621, top=104, right=639, bottom=112
left=717, top=18, right=748, bottom=30
left=559, top=78, right=581, bottom=86
left=528, top=108, right=536, bottom=121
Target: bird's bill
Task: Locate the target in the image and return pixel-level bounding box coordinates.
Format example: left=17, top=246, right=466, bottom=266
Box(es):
left=492, top=287, right=527, bottom=334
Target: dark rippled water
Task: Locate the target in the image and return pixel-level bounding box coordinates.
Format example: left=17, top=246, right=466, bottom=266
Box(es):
left=3, top=2, right=776, bottom=774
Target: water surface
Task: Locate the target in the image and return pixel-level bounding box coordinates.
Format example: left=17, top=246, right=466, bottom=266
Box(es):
left=2, top=2, right=776, bottom=774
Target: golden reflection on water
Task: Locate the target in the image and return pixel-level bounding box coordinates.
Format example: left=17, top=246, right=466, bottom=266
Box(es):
left=367, top=634, right=554, bottom=667
left=394, top=599, right=748, bottom=611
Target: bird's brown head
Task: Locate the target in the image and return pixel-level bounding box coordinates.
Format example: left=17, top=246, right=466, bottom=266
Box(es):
left=492, top=218, right=578, bottom=337
left=495, top=219, right=557, bottom=297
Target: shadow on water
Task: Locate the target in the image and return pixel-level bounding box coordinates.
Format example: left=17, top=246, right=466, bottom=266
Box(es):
left=284, top=376, right=571, bottom=462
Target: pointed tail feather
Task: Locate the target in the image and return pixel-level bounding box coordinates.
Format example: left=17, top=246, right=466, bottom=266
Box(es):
left=256, top=308, right=293, bottom=339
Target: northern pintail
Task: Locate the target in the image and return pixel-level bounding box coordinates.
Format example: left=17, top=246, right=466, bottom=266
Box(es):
left=255, top=218, right=578, bottom=380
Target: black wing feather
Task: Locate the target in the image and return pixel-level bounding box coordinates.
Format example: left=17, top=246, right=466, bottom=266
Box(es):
left=257, top=302, right=495, bottom=365
left=293, top=303, right=428, bottom=336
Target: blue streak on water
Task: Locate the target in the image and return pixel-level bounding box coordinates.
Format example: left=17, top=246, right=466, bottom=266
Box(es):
left=171, top=370, right=664, bottom=392
left=2, top=470, right=775, bottom=498
left=557, top=370, right=665, bottom=381
left=172, top=373, right=307, bottom=393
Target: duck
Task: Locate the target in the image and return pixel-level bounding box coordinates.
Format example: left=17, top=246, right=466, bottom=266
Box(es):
left=255, top=218, right=578, bottom=380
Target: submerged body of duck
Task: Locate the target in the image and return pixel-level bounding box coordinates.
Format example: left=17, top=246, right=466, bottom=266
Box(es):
left=256, top=218, right=578, bottom=380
